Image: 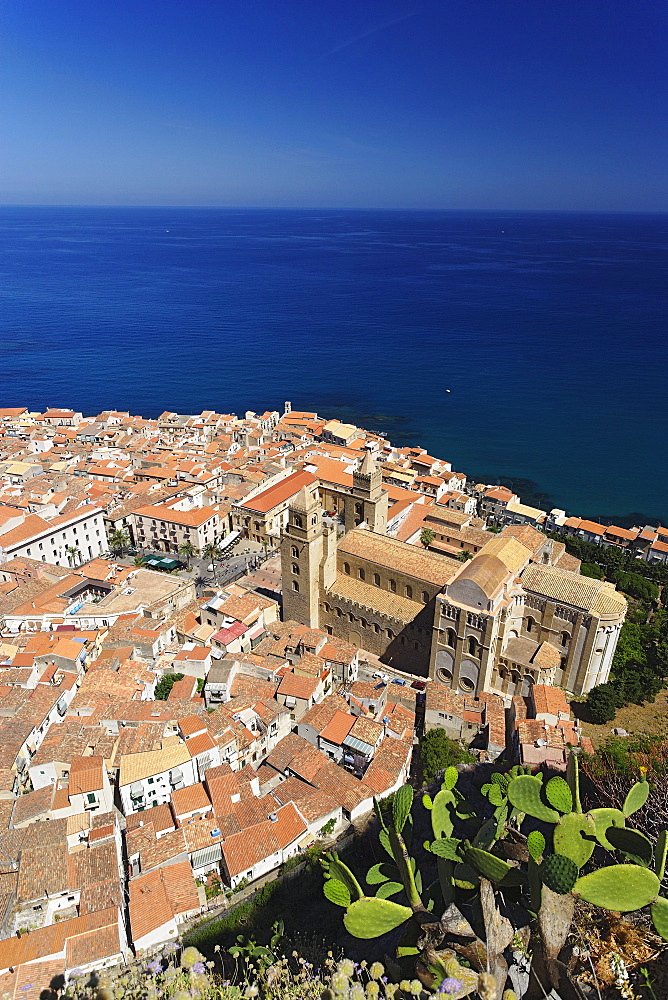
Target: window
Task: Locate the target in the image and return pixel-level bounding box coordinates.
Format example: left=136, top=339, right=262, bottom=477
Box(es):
left=467, top=636, right=478, bottom=656
left=86, top=793, right=96, bottom=804
left=358, top=568, right=365, bottom=581
left=292, top=563, right=300, bottom=575
left=446, top=629, right=456, bottom=647
left=561, top=631, right=570, bottom=647
left=386, top=629, right=394, bottom=639
left=291, top=546, right=299, bottom=558
left=422, top=591, right=429, bottom=604
left=526, top=616, right=534, bottom=634
left=373, top=573, right=380, bottom=586
left=294, top=515, right=303, bottom=528
left=292, top=581, right=299, bottom=592
left=405, top=585, right=413, bottom=599
left=389, top=579, right=396, bottom=593
left=343, top=562, right=351, bottom=575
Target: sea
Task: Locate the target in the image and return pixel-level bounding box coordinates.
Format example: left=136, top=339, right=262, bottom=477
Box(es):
left=1, top=207, right=666, bottom=524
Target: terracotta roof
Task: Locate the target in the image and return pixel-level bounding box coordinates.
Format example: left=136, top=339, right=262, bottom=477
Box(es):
left=239, top=470, right=316, bottom=514
left=319, top=710, right=356, bottom=745
left=338, top=528, right=459, bottom=587
left=171, top=781, right=212, bottom=817
left=129, top=861, right=199, bottom=942
left=68, top=756, right=104, bottom=795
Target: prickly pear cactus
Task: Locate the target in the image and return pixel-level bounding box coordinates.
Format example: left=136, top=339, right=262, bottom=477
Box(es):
left=539, top=853, right=579, bottom=895
left=343, top=896, right=413, bottom=938
left=573, top=863, right=660, bottom=911
left=527, top=830, right=545, bottom=863
left=606, top=825, right=653, bottom=867
left=623, top=776, right=650, bottom=817
left=552, top=812, right=596, bottom=868
left=507, top=774, right=560, bottom=823
left=544, top=775, right=573, bottom=814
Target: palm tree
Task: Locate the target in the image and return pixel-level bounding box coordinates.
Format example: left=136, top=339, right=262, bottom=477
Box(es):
left=66, top=545, right=81, bottom=568
left=420, top=528, right=435, bottom=549
left=202, top=542, right=221, bottom=582
left=179, top=540, right=196, bottom=569
left=109, top=528, right=130, bottom=557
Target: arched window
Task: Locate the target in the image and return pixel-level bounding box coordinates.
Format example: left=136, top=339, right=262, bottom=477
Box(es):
left=446, top=629, right=456, bottom=648
left=343, top=562, right=351, bottom=576
left=292, top=581, right=299, bottom=592
left=358, top=568, right=365, bottom=581
left=348, top=613, right=355, bottom=623
left=561, top=631, right=570, bottom=647
left=254, top=521, right=260, bottom=531
left=294, top=515, right=303, bottom=528
left=422, top=591, right=429, bottom=604
left=467, top=636, right=478, bottom=656
left=386, top=629, right=394, bottom=639
left=389, top=579, right=397, bottom=593
left=373, top=573, right=380, bottom=586
left=405, top=585, right=413, bottom=599
left=355, top=502, right=363, bottom=516
left=336, top=608, right=343, bottom=618
left=292, top=564, right=299, bottom=575
left=360, top=618, right=367, bottom=629
left=526, top=616, right=534, bottom=634
left=291, top=546, right=299, bottom=559
left=373, top=623, right=380, bottom=633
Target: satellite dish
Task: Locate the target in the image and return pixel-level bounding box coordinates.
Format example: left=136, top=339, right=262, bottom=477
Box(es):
left=536, top=738, right=548, bottom=747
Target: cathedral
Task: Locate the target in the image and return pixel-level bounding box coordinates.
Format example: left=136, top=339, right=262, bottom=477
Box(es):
left=280, top=455, right=626, bottom=699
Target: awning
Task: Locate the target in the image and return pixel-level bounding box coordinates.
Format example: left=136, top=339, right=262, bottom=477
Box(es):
left=247, top=623, right=265, bottom=641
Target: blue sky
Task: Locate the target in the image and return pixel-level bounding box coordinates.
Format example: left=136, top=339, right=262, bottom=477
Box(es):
left=1, top=0, right=666, bottom=209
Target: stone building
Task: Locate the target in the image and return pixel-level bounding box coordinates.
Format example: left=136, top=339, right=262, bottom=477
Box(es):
left=280, top=464, right=626, bottom=697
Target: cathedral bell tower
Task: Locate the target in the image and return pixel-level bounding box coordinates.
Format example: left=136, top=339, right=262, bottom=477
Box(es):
left=280, top=486, right=325, bottom=628
left=344, top=451, right=388, bottom=534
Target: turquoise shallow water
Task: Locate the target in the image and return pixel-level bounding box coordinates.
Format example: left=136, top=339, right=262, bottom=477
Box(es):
left=1, top=207, right=666, bottom=522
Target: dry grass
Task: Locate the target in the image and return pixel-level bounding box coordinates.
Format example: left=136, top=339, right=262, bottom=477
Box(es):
left=578, top=687, right=668, bottom=749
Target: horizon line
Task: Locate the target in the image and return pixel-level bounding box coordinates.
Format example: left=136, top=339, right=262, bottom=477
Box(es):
left=1, top=203, right=667, bottom=215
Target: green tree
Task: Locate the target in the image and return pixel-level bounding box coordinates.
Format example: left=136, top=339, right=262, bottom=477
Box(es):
left=612, top=571, right=659, bottom=602
left=456, top=549, right=473, bottom=562
left=154, top=672, right=184, bottom=700
left=109, top=528, right=130, bottom=556
left=202, top=542, right=221, bottom=581
left=419, top=527, right=435, bottom=549
left=581, top=561, right=604, bottom=579
left=179, top=540, right=196, bottom=569
left=420, top=728, right=472, bottom=783
left=586, top=682, right=622, bottom=724
left=66, top=545, right=81, bottom=568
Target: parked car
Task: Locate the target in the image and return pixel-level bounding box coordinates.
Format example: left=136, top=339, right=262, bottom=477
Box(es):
left=372, top=670, right=389, bottom=683
left=411, top=680, right=426, bottom=690
left=391, top=678, right=407, bottom=686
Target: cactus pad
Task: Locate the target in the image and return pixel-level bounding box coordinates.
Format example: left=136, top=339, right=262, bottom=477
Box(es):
left=539, top=854, right=579, bottom=895
left=443, top=765, right=459, bottom=790
left=527, top=830, right=546, bottom=862
left=566, top=750, right=582, bottom=813
left=430, top=837, right=461, bottom=861
left=508, top=775, right=560, bottom=823
left=573, top=864, right=660, bottom=912
left=431, top=788, right=456, bottom=839
left=323, top=853, right=363, bottom=899
left=392, top=783, right=413, bottom=833
left=588, top=807, right=626, bottom=850
left=464, top=847, right=513, bottom=883
left=343, top=896, right=412, bottom=938
left=323, top=878, right=351, bottom=907
left=606, top=826, right=653, bottom=867
left=472, top=817, right=498, bottom=851
left=623, top=777, right=650, bottom=817
left=453, top=862, right=479, bottom=889
left=366, top=862, right=400, bottom=884
left=651, top=896, right=668, bottom=941
left=553, top=812, right=596, bottom=868
left=655, top=830, right=668, bottom=881
left=545, top=776, right=573, bottom=814
left=375, top=880, right=403, bottom=899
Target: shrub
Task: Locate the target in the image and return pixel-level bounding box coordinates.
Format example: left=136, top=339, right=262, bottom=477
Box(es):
left=155, top=672, right=184, bottom=700
left=581, top=561, right=604, bottom=579
left=420, top=728, right=472, bottom=782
